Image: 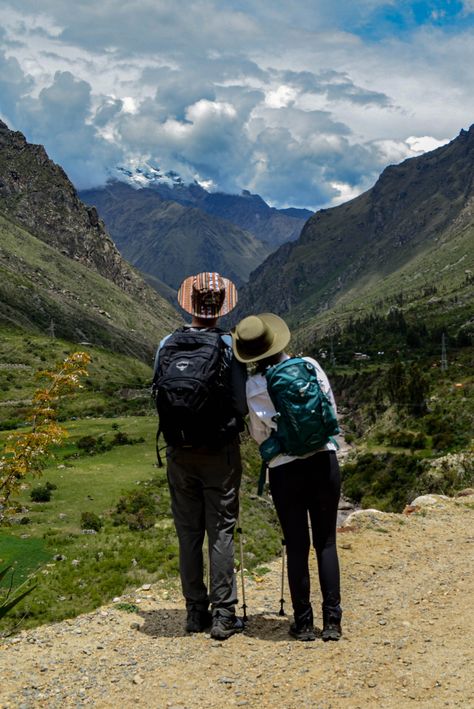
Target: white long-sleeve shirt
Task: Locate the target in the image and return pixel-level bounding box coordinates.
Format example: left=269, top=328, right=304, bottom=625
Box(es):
left=246, top=354, right=338, bottom=468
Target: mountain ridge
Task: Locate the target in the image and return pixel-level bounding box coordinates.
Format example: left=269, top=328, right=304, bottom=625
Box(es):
left=111, top=166, right=313, bottom=248
left=80, top=181, right=271, bottom=290
left=235, top=124, right=474, bottom=340
left=0, top=120, right=179, bottom=358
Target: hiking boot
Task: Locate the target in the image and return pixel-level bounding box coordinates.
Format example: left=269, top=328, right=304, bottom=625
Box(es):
left=289, top=621, right=316, bottom=641
left=185, top=608, right=212, bottom=633
left=322, top=620, right=342, bottom=641
left=289, top=605, right=315, bottom=641
left=210, top=612, right=244, bottom=640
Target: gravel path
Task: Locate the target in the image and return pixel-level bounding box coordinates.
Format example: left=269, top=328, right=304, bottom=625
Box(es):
left=1, top=493, right=473, bottom=709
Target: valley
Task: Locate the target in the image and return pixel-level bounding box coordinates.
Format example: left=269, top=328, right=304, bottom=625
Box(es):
left=0, top=118, right=472, bottom=640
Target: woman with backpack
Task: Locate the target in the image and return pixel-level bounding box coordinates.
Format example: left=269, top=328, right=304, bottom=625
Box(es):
left=232, top=313, right=342, bottom=642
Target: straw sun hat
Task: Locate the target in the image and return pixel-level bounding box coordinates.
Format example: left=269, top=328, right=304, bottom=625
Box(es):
left=177, top=272, right=238, bottom=319
left=232, top=313, right=291, bottom=363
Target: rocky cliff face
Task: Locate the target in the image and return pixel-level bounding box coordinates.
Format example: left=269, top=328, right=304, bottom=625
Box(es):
left=0, top=120, right=161, bottom=305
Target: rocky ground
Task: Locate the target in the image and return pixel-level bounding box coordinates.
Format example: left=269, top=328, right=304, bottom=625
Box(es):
left=1, top=493, right=473, bottom=709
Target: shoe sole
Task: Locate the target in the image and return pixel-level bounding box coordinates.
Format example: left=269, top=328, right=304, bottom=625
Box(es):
left=210, top=627, right=244, bottom=641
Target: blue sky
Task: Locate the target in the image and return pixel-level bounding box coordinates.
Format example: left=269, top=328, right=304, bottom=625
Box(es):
left=0, top=1, right=473, bottom=209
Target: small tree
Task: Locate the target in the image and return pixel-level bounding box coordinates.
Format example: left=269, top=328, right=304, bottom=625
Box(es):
left=405, top=363, right=429, bottom=417
left=0, top=352, right=90, bottom=522
left=386, top=360, right=406, bottom=409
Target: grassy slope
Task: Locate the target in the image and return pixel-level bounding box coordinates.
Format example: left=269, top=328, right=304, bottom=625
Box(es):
left=0, top=214, right=178, bottom=361
left=329, top=348, right=473, bottom=512
left=0, top=327, right=156, bottom=425
left=294, top=217, right=474, bottom=343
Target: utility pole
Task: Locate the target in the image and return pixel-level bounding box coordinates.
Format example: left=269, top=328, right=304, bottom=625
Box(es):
left=48, top=319, right=55, bottom=339
left=441, top=333, right=448, bottom=371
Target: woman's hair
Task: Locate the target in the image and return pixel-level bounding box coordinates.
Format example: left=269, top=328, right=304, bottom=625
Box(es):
left=254, top=351, right=285, bottom=373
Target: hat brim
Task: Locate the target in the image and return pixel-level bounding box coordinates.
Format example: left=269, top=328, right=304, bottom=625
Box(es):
left=177, top=274, right=238, bottom=318
left=232, top=313, right=291, bottom=363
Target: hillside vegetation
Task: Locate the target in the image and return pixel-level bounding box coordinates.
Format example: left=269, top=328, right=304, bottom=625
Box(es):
left=0, top=219, right=176, bottom=361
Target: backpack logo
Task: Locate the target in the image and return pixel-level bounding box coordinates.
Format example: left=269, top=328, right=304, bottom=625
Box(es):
left=175, top=360, right=190, bottom=371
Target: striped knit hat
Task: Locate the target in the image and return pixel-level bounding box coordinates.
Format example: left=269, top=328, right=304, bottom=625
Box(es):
left=177, top=272, right=238, bottom=319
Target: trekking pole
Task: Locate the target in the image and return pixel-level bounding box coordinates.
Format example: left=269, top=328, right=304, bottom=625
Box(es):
left=204, top=533, right=211, bottom=592
left=279, top=538, right=286, bottom=616
left=236, top=514, right=248, bottom=622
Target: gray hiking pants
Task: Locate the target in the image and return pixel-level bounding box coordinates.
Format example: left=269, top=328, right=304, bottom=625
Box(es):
left=166, top=439, right=242, bottom=615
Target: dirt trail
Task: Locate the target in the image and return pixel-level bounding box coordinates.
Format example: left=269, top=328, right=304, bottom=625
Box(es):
left=1, top=494, right=473, bottom=709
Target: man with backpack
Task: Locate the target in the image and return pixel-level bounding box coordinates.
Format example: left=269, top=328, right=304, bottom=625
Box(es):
left=152, top=272, right=247, bottom=640
left=232, top=312, right=342, bottom=642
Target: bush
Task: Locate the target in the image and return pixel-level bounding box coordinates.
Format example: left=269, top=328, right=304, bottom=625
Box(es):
left=80, top=511, right=103, bottom=532
left=113, top=489, right=161, bottom=531
left=30, top=485, right=52, bottom=502
left=74, top=432, right=145, bottom=457
left=387, top=429, right=427, bottom=449
left=342, top=453, right=424, bottom=512
left=0, top=418, right=23, bottom=431
left=76, top=435, right=111, bottom=455
left=112, top=431, right=131, bottom=445
left=421, top=452, right=473, bottom=495
left=111, top=431, right=145, bottom=446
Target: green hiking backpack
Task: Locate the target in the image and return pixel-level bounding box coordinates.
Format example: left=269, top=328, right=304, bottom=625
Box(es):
left=259, top=357, right=340, bottom=464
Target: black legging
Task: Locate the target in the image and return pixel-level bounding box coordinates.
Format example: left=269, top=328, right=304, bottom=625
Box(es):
left=269, top=450, right=341, bottom=622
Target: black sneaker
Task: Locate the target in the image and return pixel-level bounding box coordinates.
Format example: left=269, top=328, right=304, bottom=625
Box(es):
left=289, top=622, right=316, bottom=641
left=322, top=621, right=342, bottom=641
left=210, top=612, right=244, bottom=640
left=185, top=608, right=212, bottom=633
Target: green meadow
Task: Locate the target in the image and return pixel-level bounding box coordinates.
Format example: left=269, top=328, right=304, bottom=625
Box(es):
left=0, top=415, right=281, bottom=632
left=0, top=328, right=281, bottom=632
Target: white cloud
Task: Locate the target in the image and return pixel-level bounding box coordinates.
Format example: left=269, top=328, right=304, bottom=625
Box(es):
left=121, top=96, right=138, bottom=114
left=329, top=181, right=365, bottom=206
left=405, top=135, right=450, bottom=153
left=0, top=1, right=473, bottom=208
left=264, top=85, right=297, bottom=108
